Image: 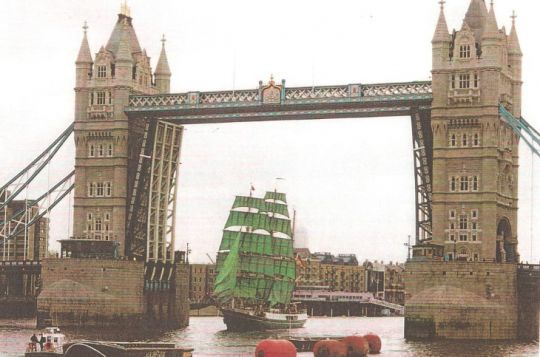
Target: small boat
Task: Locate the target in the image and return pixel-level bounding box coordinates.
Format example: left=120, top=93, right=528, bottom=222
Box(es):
left=24, top=327, right=65, bottom=355
left=213, top=189, right=308, bottom=331
left=42, top=327, right=65, bottom=353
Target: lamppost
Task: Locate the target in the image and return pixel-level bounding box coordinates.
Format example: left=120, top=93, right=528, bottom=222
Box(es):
left=404, top=235, right=412, bottom=261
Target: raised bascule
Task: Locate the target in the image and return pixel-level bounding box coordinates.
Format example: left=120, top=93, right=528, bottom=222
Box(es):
left=0, top=0, right=538, bottom=338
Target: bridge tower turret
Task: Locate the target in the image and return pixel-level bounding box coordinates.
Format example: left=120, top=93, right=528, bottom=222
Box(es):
left=155, top=35, right=172, bottom=94
left=430, top=0, right=522, bottom=263
left=72, top=6, right=165, bottom=257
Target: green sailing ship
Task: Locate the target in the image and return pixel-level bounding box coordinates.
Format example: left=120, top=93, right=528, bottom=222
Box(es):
left=213, top=190, right=307, bottom=331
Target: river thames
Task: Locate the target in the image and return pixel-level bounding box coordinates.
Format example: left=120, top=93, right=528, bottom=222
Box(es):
left=0, top=317, right=538, bottom=356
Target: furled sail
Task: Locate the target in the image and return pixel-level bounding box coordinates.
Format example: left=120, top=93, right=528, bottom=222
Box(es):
left=214, top=191, right=296, bottom=307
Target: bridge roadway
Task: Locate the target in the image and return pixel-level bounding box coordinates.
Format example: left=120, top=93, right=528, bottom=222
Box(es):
left=125, top=81, right=433, bottom=123
left=126, top=80, right=435, bottom=242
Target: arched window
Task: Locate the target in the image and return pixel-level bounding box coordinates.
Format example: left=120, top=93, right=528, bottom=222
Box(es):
left=473, top=133, right=480, bottom=146
left=462, top=133, right=468, bottom=147
left=89, top=144, right=95, bottom=157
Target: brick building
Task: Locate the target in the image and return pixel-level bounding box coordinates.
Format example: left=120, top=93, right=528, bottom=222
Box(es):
left=0, top=199, right=49, bottom=261
left=385, top=262, right=405, bottom=305
left=189, top=263, right=216, bottom=304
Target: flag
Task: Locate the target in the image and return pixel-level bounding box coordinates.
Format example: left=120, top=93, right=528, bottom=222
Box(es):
left=250, top=184, right=255, bottom=192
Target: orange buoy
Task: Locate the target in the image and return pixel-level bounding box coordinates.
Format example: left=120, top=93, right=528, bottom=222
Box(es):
left=341, top=335, right=369, bottom=357
left=254, top=339, right=297, bottom=357
left=313, top=339, right=348, bottom=357
left=363, top=333, right=382, bottom=354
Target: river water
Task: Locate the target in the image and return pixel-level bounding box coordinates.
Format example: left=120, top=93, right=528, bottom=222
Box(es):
left=0, top=317, right=538, bottom=356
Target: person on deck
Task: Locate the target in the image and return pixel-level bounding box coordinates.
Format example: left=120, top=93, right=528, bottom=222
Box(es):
left=30, top=334, right=38, bottom=351
left=38, top=333, right=46, bottom=351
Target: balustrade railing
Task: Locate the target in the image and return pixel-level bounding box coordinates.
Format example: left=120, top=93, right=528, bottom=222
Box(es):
left=128, top=81, right=432, bottom=108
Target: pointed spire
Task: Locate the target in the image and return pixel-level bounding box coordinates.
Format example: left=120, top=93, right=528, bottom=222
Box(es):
left=433, top=1, right=450, bottom=43
left=464, top=0, right=488, bottom=41
left=76, top=21, right=93, bottom=64
left=482, top=1, right=499, bottom=40
left=115, top=21, right=133, bottom=62
left=508, top=11, right=522, bottom=55
left=155, top=34, right=171, bottom=75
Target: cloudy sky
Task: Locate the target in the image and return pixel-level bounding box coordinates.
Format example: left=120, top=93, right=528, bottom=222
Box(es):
left=0, top=0, right=538, bottom=264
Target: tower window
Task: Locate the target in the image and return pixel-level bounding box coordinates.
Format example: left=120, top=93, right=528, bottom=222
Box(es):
left=87, top=213, right=93, bottom=221
left=460, top=176, right=469, bottom=191
left=88, top=144, right=95, bottom=157
left=473, top=133, right=480, bottom=147
left=104, top=182, right=112, bottom=197
left=459, top=216, right=468, bottom=230
left=474, top=73, right=479, bottom=88
left=472, top=176, right=479, bottom=191
left=472, top=222, right=478, bottom=230
left=450, top=222, right=455, bottom=230
left=459, top=45, right=471, bottom=59
left=449, top=210, right=456, bottom=219
left=96, top=91, right=106, bottom=105
left=450, top=134, right=457, bottom=147
left=450, top=177, right=457, bottom=192
left=107, top=144, right=113, bottom=157
left=459, top=74, right=470, bottom=89
left=97, top=65, right=107, bottom=78
left=95, top=218, right=102, bottom=231
left=459, top=233, right=468, bottom=241
left=87, top=182, right=96, bottom=197
left=471, top=209, right=478, bottom=219
left=98, top=144, right=104, bottom=157
left=450, top=75, right=456, bottom=89
left=96, top=182, right=104, bottom=197
left=462, top=134, right=468, bottom=147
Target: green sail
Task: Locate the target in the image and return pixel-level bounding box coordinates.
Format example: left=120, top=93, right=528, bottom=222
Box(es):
left=218, top=231, right=294, bottom=257
left=213, top=230, right=241, bottom=304
left=225, top=211, right=292, bottom=237
left=232, top=195, right=289, bottom=218
left=264, top=191, right=287, bottom=203
left=214, top=191, right=296, bottom=307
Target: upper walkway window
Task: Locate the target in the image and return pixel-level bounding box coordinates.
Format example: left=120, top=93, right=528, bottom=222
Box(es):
left=459, top=45, right=471, bottom=59
left=97, top=65, right=107, bottom=78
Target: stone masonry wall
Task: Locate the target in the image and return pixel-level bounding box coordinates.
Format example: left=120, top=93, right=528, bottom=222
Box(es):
left=405, top=261, right=518, bottom=339
left=37, top=258, right=145, bottom=327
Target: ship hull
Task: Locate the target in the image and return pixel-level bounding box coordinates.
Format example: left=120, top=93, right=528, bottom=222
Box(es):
left=222, top=308, right=307, bottom=331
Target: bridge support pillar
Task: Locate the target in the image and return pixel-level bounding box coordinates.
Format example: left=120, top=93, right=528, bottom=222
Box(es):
left=404, top=261, right=518, bottom=340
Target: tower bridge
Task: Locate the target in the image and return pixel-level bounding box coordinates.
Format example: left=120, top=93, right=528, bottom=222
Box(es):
left=0, top=0, right=539, bottom=337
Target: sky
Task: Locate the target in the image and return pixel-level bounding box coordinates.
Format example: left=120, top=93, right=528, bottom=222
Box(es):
left=0, top=0, right=538, bottom=264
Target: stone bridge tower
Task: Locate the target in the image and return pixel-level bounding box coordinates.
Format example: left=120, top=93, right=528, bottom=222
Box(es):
left=431, top=0, right=522, bottom=263
left=73, top=6, right=170, bottom=257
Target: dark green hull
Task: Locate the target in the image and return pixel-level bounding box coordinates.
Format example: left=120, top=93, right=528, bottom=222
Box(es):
left=222, top=308, right=307, bottom=331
